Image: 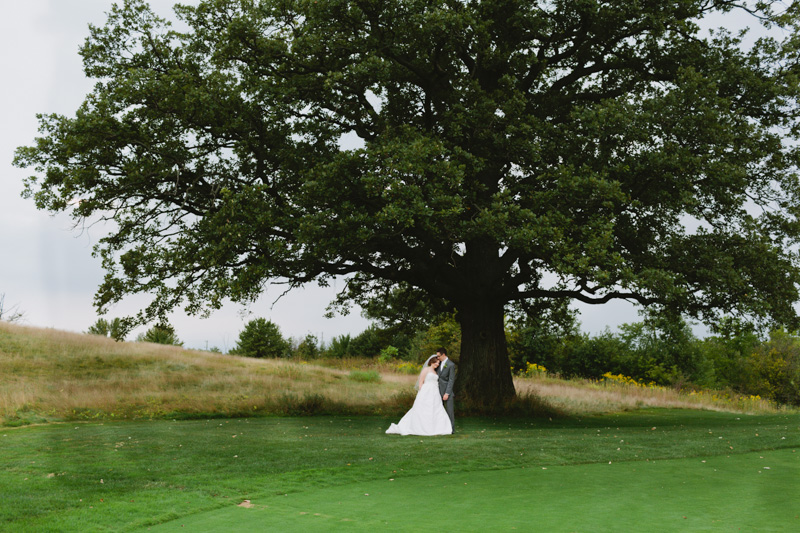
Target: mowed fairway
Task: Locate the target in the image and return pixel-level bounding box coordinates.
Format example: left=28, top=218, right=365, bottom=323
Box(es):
left=2, top=410, right=798, bottom=532
left=147, top=449, right=799, bottom=532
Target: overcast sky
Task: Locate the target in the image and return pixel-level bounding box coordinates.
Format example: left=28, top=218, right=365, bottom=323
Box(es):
left=2, top=1, right=765, bottom=350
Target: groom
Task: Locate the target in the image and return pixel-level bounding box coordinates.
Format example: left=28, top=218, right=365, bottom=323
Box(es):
left=435, top=348, right=456, bottom=431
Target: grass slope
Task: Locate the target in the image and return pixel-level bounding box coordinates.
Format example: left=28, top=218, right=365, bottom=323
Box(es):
left=0, top=322, right=413, bottom=425
left=0, top=322, right=780, bottom=427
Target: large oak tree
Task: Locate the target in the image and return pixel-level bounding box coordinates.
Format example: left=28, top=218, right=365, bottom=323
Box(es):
left=15, top=0, right=800, bottom=408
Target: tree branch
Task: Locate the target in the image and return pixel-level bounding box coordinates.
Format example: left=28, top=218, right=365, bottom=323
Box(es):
left=512, top=288, right=656, bottom=306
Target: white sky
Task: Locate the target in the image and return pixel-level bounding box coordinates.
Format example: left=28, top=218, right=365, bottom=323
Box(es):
left=1, top=1, right=768, bottom=349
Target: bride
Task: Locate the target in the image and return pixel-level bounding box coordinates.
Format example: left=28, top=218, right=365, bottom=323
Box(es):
left=386, top=355, right=453, bottom=436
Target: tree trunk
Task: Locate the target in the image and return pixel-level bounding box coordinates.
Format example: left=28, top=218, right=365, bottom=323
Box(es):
left=455, top=301, right=516, bottom=411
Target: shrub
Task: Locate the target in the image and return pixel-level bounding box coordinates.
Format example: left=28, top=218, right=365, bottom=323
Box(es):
left=378, top=345, right=399, bottom=363
left=744, top=330, right=800, bottom=406
left=231, top=318, right=289, bottom=358
left=326, top=334, right=352, bottom=358
left=136, top=323, right=182, bottom=346
left=294, top=334, right=320, bottom=359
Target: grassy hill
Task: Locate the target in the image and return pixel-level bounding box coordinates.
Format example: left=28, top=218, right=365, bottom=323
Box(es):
left=0, top=321, right=783, bottom=427
left=0, top=322, right=414, bottom=425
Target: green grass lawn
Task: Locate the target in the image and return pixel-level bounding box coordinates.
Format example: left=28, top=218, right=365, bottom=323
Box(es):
left=2, top=409, right=798, bottom=532
left=146, top=449, right=799, bottom=532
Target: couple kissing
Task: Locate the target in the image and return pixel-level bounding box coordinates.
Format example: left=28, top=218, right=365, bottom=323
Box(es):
left=386, top=349, right=455, bottom=436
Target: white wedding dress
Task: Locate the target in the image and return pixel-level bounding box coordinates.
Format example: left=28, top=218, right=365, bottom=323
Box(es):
left=386, top=371, right=452, bottom=436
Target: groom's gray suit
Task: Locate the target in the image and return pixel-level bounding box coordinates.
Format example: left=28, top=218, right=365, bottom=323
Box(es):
left=436, top=358, right=456, bottom=430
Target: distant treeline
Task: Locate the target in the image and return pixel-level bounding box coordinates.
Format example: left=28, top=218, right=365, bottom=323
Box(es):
left=89, top=313, right=800, bottom=407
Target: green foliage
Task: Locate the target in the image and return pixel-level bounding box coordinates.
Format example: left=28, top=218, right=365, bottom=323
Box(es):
left=325, top=325, right=412, bottom=360
left=325, top=334, right=352, bottom=359
left=136, top=322, right=182, bottom=346
left=231, top=318, right=289, bottom=359
left=87, top=317, right=126, bottom=341
left=15, top=0, right=800, bottom=406
left=508, top=311, right=800, bottom=406
left=409, top=314, right=461, bottom=362
left=701, top=318, right=761, bottom=390
left=743, top=330, right=800, bottom=406
left=509, top=312, right=708, bottom=386
left=614, top=314, right=709, bottom=387
left=353, top=282, right=453, bottom=338
left=555, top=332, right=632, bottom=381
left=507, top=299, right=580, bottom=371
left=378, top=345, right=399, bottom=363
left=348, top=325, right=386, bottom=358
left=294, top=334, right=320, bottom=359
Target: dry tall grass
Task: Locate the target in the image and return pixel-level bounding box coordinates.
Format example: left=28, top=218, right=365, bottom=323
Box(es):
left=0, top=322, right=410, bottom=424
left=0, top=322, right=784, bottom=425
left=514, top=375, right=780, bottom=415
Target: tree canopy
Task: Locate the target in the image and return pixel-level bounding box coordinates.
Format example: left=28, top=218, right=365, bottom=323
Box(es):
left=15, top=0, right=800, bottom=408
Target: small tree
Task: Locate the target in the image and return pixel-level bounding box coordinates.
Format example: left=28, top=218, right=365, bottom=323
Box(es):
left=136, top=322, right=183, bottom=346
left=231, top=318, right=289, bottom=359
left=87, top=317, right=126, bottom=341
